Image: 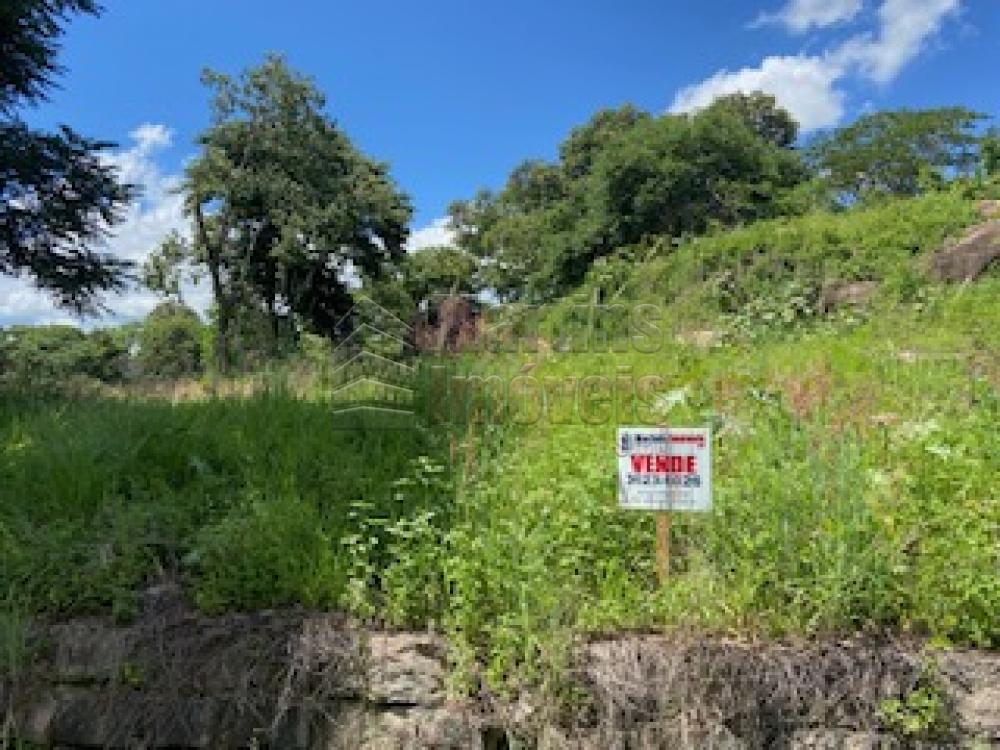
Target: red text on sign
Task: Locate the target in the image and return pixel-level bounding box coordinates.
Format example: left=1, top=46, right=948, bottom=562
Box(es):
left=630, top=454, right=697, bottom=475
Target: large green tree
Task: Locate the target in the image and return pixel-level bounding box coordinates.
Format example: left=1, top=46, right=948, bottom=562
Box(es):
left=403, top=245, right=478, bottom=302
left=808, top=107, right=986, bottom=200
left=449, top=96, right=806, bottom=301
left=0, top=0, right=135, bottom=311
left=708, top=91, right=799, bottom=148
left=151, top=56, right=412, bottom=370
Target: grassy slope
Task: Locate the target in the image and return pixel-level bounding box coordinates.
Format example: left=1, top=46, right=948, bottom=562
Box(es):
left=439, top=192, right=997, bottom=684
left=449, top=280, right=997, bottom=681
left=1, top=192, right=997, bottom=689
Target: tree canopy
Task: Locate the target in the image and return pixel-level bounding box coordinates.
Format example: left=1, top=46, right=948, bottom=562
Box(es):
left=0, top=323, right=127, bottom=384
left=0, top=0, right=135, bottom=312
left=983, top=130, right=1000, bottom=177
left=808, top=107, right=986, bottom=200
left=448, top=98, right=806, bottom=302
left=149, top=55, right=412, bottom=369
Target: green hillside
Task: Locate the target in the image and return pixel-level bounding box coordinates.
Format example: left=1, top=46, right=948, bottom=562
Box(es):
left=3, top=191, right=997, bottom=691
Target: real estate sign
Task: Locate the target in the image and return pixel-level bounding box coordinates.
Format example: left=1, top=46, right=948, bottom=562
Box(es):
left=617, top=427, right=711, bottom=512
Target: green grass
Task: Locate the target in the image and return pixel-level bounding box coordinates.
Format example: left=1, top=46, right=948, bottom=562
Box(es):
left=545, top=189, right=980, bottom=336
left=0, top=389, right=454, bottom=618
left=1, top=192, right=997, bottom=695
left=441, top=279, right=998, bottom=687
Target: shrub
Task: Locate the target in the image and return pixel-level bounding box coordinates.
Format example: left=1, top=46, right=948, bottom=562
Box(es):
left=191, top=493, right=341, bottom=613
left=137, top=302, right=205, bottom=379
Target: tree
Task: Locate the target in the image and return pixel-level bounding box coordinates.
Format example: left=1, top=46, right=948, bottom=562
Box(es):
left=0, top=0, right=135, bottom=312
left=559, top=105, right=650, bottom=179
left=983, top=130, right=1000, bottom=177
left=403, top=245, right=478, bottom=303
left=0, top=324, right=128, bottom=384
left=808, top=108, right=986, bottom=200
left=587, top=104, right=806, bottom=249
left=706, top=91, right=798, bottom=148
left=137, top=302, right=204, bottom=380
left=449, top=96, right=806, bottom=301
left=141, top=230, right=188, bottom=301
left=151, top=55, right=412, bottom=370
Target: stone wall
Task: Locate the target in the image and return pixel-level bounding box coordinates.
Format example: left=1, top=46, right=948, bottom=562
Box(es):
left=2, top=586, right=998, bottom=748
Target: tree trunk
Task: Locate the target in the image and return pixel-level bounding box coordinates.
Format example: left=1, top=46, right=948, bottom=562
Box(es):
left=195, top=201, right=230, bottom=374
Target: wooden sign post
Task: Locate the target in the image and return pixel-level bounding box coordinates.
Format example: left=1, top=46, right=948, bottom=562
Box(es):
left=618, top=427, right=711, bottom=587
left=655, top=512, right=671, bottom=584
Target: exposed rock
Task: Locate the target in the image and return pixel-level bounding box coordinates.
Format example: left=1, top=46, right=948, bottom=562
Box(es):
left=538, top=719, right=748, bottom=749
left=977, top=200, right=1000, bottom=219
left=4, top=601, right=1000, bottom=749
left=930, top=220, right=1000, bottom=282
left=365, top=633, right=447, bottom=706
left=819, top=281, right=879, bottom=313
left=49, top=619, right=135, bottom=684
left=576, top=638, right=920, bottom=746
left=356, top=705, right=480, bottom=749
left=935, top=649, right=1000, bottom=741
left=415, top=296, right=483, bottom=353
left=789, top=729, right=900, bottom=749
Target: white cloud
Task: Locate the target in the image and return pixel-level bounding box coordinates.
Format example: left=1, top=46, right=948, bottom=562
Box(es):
left=0, top=280, right=80, bottom=326
left=0, top=123, right=201, bottom=327
left=406, top=217, right=456, bottom=253
left=757, top=0, right=864, bottom=34
left=670, top=54, right=847, bottom=131
left=129, top=122, right=172, bottom=153
left=672, top=0, right=965, bottom=133
left=834, top=0, right=961, bottom=83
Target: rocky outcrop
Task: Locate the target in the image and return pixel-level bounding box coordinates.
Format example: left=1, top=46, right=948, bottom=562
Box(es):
left=2, top=589, right=998, bottom=748
left=819, top=280, right=879, bottom=312
left=977, top=200, right=1000, bottom=219
left=930, top=220, right=1000, bottom=282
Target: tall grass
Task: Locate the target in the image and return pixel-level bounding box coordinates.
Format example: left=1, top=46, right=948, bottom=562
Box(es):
left=0, top=388, right=454, bottom=617
left=0, top=194, right=996, bottom=696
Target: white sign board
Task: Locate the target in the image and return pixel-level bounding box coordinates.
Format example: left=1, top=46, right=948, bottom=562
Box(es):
left=617, top=427, right=711, bottom=511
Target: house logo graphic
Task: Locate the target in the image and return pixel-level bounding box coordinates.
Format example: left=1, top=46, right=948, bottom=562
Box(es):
left=329, top=296, right=416, bottom=429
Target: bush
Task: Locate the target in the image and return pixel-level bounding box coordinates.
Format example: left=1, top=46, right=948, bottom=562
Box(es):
left=137, top=302, right=205, bottom=379
left=0, top=325, right=128, bottom=386
left=628, top=191, right=978, bottom=329
left=191, top=493, right=341, bottom=613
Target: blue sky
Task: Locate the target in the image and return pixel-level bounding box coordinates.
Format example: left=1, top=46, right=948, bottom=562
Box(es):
left=5, top=0, right=999, bottom=324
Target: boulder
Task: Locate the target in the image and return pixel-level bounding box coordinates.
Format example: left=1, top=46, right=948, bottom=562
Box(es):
left=935, top=649, right=1000, bottom=741
left=415, top=296, right=482, bottom=353
left=49, top=619, right=135, bottom=684
left=6, top=600, right=1000, bottom=750
left=930, top=221, right=1000, bottom=282
left=819, top=281, right=878, bottom=313
left=365, top=633, right=447, bottom=706
left=977, top=200, right=1000, bottom=219
left=789, top=730, right=899, bottom=749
